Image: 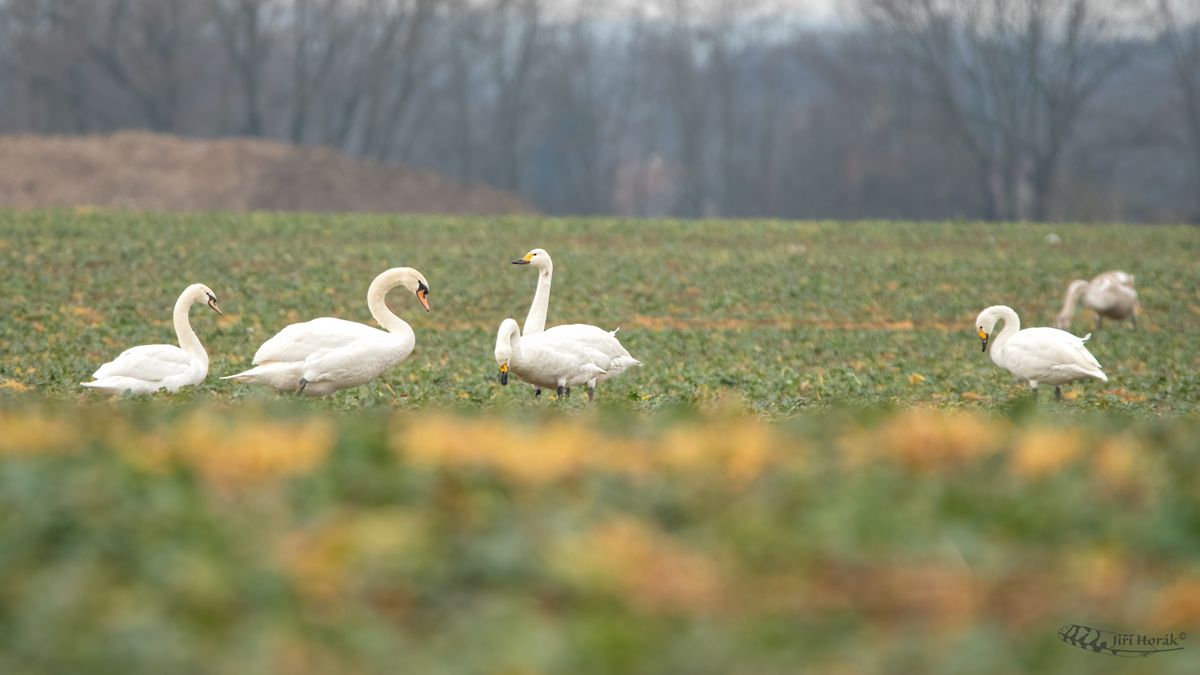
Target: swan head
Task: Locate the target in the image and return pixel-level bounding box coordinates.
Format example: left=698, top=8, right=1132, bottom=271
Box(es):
left=975, top=305, right=1013, bottom=352
left=1051, top=313, right=1071, bottom=330
left=188, top=283, right=222, bottom=315
left=494, top=318, right=521, bottom=385
left=374, top=267, right=431, bottom=311
left=512, top=248, right=551, bottom=270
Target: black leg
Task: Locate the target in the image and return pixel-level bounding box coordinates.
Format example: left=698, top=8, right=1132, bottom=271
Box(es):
left=587, top=386, right=595, bottom=402
left=1032, top=386, right=1038, bottom=401
left=1096, top=316, right=1103, bottom=331
left=297, top=378, right=308, bottom=394
left=534, top=388, right=541, bottom=398
left=1055, top=386, right=1062, bottom=402
left=556, top=385, right=565, bottom=398
left=1131, top=314, right=1138, bottom=329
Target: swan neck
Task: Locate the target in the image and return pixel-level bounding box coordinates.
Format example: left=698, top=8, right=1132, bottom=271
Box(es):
left=524, top=263, right=552, bottom=335
left=368, top=275, right=413, bottom=339
left=173, top=292, right=207, bottom=362
left=507, top=321, right=524, bottom=363
left=1060, top=280, right=1088, bottom=318
left=991, top=308, right=1021, bottom=355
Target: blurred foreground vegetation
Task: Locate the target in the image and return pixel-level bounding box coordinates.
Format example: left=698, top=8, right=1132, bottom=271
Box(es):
left=2, top=403, right=1200, bottom=674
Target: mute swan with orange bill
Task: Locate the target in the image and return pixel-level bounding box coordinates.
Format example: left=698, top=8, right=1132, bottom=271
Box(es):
left=1052, top=271, right=1138, bottom=331
left=223, top=267, right=429, bottom=397
left=976, top=305, right=1107, bottom=401
left=81, top=283, right=222, bottom=395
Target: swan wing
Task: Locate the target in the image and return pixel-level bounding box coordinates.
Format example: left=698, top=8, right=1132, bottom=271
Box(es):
left=253, top=317, right=383, bottom=364
left=545, top=324, right=639, bottom=363
left=302, top=333, right=415, bottom=383
left=92, top=344, right=197, bottom=381
left=1006, top=328, right=1105, bottom=380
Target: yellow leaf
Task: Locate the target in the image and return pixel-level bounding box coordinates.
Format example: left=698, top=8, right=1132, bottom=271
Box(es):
left=908, top=373, right=926, bottom=385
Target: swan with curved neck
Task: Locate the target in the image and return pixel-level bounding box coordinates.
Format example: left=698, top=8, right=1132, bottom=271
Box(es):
left=511, top=248, right=641, bottom=400
left=1052, top=271, right=1138, bottom=331
left=81, top=283, right=222, bottom=395
left=976, top=305, right=1107, bottom=401
left=224, top=267, right=429, bottom=397
left=495, top=318, right=607, bottom=398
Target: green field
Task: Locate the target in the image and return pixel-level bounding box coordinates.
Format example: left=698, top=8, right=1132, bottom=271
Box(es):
left=2, top=211, right=1200, bottom=674
left=2, top=211, right=1197, bottom=412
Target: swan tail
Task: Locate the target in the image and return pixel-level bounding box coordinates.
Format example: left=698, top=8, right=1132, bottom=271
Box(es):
left=1081, top=333, right=1092, bottom=343
left=582, top=364, right=608, bottom=376
left=612, top=356, right=642, bottom=369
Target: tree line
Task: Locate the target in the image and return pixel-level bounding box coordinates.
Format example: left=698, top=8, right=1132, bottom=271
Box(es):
left=0, top=0, right=1197, bottom=223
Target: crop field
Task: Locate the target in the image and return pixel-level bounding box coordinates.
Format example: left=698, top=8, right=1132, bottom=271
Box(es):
left=2, top=211, right=1200, bottom=673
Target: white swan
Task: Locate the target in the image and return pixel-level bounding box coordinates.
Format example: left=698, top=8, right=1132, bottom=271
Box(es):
left=81, top=284, right=222, bottom=395
left=495, top=318, right=608, bottom=398
left=512, top=248, right=641, bottom=400
left=223, top=268, right=429, bottom=397
left=1052, top=271, right=1139, bottom=330
left=976, top=305, right=1107, bottom=401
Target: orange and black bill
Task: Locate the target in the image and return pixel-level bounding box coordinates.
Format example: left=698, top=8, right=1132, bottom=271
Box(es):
left=499, top=363, right=508, bottom=385
left=512, top=253, right=533, bottom=265
left=978, top=329, right=988, bottom=352
left=416, top=280, right=430, bottom=311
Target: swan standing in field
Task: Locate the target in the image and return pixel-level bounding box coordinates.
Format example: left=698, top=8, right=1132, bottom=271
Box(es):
left=223, top=267, right=429, bottom=397
left=512, top=248, right=641, bottom=400
left=1052, top=271, right=1139, bottom=331
left=976, top=305, right=1107, bottom=401
left=81, top=284, right=222, bottom=395
left=495, top=318, right=608, bottom=398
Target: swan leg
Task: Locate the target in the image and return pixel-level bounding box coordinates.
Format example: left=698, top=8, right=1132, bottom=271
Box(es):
left=565, top=387, right=571, bottom=397
left=556, top=385, right=565, bottom=398
left=1131, top=314, right=1138, bottom=329
left=1055, top=386, right=1062, bottom=402
left=1031, top=386, right=1038, bottom=401
left=297, top=378, right=308, bottom=394
left=587, top=386, right=595, bottom=402
left=534, top=388, right=541, bottom=398
left=1096, top=316, right=1103, bottom=332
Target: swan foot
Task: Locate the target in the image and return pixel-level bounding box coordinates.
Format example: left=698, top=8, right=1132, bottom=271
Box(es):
left=587, top=386, right=594, bottom=402
left=1055, top=386, right=1062, bottom=402
left=297, top=378, right=308, bottom=394
left=556, top=385, right=565, bottom=398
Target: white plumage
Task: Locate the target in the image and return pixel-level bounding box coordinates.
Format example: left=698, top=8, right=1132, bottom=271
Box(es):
left=223, top=267, right=429, bottom=397
left=1053, top=270, right=1139, bottom=330
left=495, top=318, right=608, bottom=397
left=81, top=283, right=222, bottom=395
left=511, top=248, right=641, bottom=400
left=977, top=305, right=1108, bottom=401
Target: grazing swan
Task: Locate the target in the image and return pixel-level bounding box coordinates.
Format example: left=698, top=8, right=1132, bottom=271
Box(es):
left=223, top=268, right=429, bottom=397
left=976, top=305, right=1107, bottom=401
left=81, top=284, right=222, bottom=395
left=495, top=318, right=607, bottom=399
left=512, top=248, right=641, bottom=399
left=1052, top=271, right=1139, bottom=331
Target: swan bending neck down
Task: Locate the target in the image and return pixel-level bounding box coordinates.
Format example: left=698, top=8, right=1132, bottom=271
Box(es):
left=81, top=283, right=222, bottom=395
left=223, top=267, right=429, bottom=397
left=495, top=318, right=606, bottom=398
left=511, top=247, right=642, bottom=400
left=976, top=305, right=1107, bottom=401
left=1052, top=271, right=1139, bottom=331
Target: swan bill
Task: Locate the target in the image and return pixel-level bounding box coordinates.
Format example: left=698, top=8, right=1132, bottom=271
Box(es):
left=511, top=257, right=532, bottom=265
left=978, top=329, right=989, bottom=352
left=416, top=280, right=431, bottom=311
left=499, top=363, right=508, bottom=385
left=206, top=293, right=223, bottom=315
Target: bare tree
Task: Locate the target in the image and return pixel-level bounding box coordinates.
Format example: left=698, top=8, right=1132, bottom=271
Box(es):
left=212, top=0, right=277, bottom=136
left=1151, top=0, right=1200, bottom=219
left=863, top=0, right=1131, bottom=221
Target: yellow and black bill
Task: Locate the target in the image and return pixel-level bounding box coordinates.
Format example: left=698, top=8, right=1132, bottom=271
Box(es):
left=499, top=362, right=508, bottom=385
left=978, top=329, right=988, bottom=352
left=206, top=292, right=222, bottom=315
left=511, top=253, right=533, bottom=265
